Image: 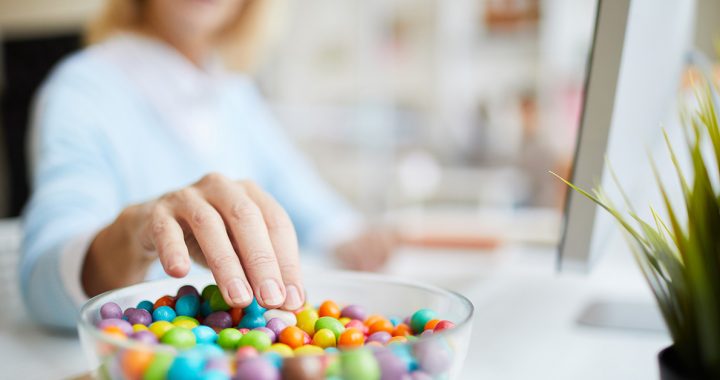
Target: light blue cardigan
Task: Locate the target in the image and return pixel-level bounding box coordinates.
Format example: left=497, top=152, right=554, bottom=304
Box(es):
left=20, top=35, right=356, bottom=329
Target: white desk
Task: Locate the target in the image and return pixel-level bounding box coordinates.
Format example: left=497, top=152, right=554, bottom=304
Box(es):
left=0, top=219, right=669, bottom=380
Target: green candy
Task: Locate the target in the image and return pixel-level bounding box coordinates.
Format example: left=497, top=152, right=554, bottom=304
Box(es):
left=315, top=316, right=345, bottom=339
left=238, top=330, right=271, bottom=352
left=410, top=308, right=437, bottom=333
left=142, top=352, right=173, bottom=380
left=201, top=284, right=219, bottom=301
left=217, top=328, right=243, bottom=350
left=160, top=327, right=197, bottom=350
left=209, top=289, right=230, bottom=311
left=340, top=349, right=380, bottom=380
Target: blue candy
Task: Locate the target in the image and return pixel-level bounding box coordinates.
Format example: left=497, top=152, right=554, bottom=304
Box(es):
left=242, top=298, right=266, bottom=316
left=389, top=316, right=402, bottom=327
left=167, top=352, right=205, bottom=380
left=152, top=306, right=177, bottom=322
left=263, top=352, right=283, bottom=369
left=176, top=295, right=200, bottom=317
left=192, top=325, right=218, bottom=344
left=200, top=300, right=212, bottom=317
left=238, top=313, right=266, bottom=329
left=137, top=300, right=154, bottom=313
left=201, top=370, right=230, bottom=380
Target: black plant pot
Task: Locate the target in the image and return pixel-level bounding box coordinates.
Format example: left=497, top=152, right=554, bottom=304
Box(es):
left=658, top=346, right=705, bottom=380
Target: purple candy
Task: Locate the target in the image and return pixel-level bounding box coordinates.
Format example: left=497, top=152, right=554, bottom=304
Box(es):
left=97, top=318, right=133, bottom=335
left=375, top=350, right=408, bottom=380
left=340, top=305, right=367, bottom=321
left=264, top=318, right=287, bottom=337
left=253, top=327, right=276, bottom=343
left=100, top=302, right=123, bottom=320
left=413, top=340, right=451, bottom=375
left=367, top=331, right=392, bottom=345
left=125, top=308, right=153, bottom=326
left=403, top=316, right=412, bottom=326
left=233, top=357, right=279, bottom=380
left=131, top=330, right=158, bottom=345
left=177, top=285, right=200, bottom=299
left=204, top=311, right=233, bottom=329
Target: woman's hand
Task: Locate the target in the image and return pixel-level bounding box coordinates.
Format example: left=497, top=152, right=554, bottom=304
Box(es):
left=83, top=173, right=304, bottom=310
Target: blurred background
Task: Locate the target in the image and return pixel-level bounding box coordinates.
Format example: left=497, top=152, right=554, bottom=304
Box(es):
left=0, top=0, right=600, bottom=252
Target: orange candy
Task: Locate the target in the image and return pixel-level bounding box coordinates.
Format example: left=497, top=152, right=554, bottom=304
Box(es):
left=424, top=319, right=440, bottom=331
left=230, top=307, right=243, bottom=326
left=368, top=319, right=394, bottom=335
left=121, top=349, right=154, bottom=380
left=338, top=328, right=365, bottom=348
left=153, top=295, right=175, bottom=310
left=318, top=300, right=341, bottom=319
left=364, top=314, right=384, bottom=327
left=393, top=323, right=412, bottom=337
left=102, top=325, right=127, bottom=340
left=279, top=326, right=306, bottom=349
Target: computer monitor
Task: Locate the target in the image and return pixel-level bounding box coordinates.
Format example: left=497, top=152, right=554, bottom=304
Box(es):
left=559, top=0, right=696, bottom=271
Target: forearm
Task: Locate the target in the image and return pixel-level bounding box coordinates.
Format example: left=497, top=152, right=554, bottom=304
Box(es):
left=82, top=205, right=155, bottom=297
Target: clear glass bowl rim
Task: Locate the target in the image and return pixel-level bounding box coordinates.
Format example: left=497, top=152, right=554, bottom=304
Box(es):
left=77, top=270, right=475, bottom=355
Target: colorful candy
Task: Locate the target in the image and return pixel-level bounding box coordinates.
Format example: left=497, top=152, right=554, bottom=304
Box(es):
left=95, top=283, right=458, bottom=380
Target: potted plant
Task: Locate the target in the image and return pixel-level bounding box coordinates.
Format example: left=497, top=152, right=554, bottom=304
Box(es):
left=554, top=84, right=720, bottom=379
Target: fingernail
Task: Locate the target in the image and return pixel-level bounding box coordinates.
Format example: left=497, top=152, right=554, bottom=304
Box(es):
left=259, top=279, right=284, bottom=307
left=284, top=285, right=303, bottom=310
left=227, top=279, right=252, bottom=305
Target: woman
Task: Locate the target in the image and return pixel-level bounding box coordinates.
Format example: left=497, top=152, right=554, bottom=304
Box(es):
left=21, top=0, right=393, bottom=329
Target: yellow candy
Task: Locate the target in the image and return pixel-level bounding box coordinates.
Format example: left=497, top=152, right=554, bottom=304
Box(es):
left=267, top=343, right=294, bottom=358
left=296, top=309, right=319, bottom=335
left=172, top=318, right=199, bottom=329
left=132, top=324, right=149, bottom=332
left=312, top=328, right=336, bottom=348
left=294, top=345, right=324, bottom=356
left=338, top=317, right=351, bottom=326
left=149, top=321, right=174, bottom=338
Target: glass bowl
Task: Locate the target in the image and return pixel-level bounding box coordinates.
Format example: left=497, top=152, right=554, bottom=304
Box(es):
left=78, top=271, right=474, bottom=379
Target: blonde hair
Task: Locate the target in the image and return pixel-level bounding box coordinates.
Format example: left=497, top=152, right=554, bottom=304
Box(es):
left=85, top=0, right=285, bottom=72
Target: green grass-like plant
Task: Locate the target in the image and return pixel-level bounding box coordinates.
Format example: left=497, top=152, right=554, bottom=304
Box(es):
left=553, top=84, right=720, bottom=377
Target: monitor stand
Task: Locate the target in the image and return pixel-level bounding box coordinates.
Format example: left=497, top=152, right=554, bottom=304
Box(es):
left=576, top=299, right=666, bottom=332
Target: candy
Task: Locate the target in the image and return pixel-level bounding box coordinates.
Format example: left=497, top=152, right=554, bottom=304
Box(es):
left=175, top=294, right=200, bottom=317
left=433, top=320, right=455, bottom=332
left=210, top=290, right=231, bottom=312
left=254, top=327, right=277, bottom=343
left=143, top=352, right=174, bottom=380
left=230, top=307, right=243, bottom=326
left=374, top=348, right=408, bottom=380
left=393, top=323, right=412, bottom=337
left=296, top=309, right=319, bottom=335
left=236, top=346, right=259, bottom=362
left=368, top=319, right=394, bottom=335
left=344, top=319, right=367, bottom=334
left=263, top=309, right=297, bottom=327
left=167, top=351, right=204, bottom=380
left=153, top=295, right=175, bottom=310
left=161, top=327, right=197, bottom=349
left=102, top=325, right=127, bottom=340
left=172, top=316, right=200, bottom=329
left=340, top=305, right=367, bottom=321
left=177, top=285, right=200, bottom=299
left=136, top=300, right=154, bottom=314
left=338, top=328, right=365, bottom=348
left=265, top=318, right=288, bottom=337
left=340, top=349, right=381, bottom=380
left=314, top=317, right=345, bottom=341
left=311, top=328, right=337, bottom=348
left=278, top=326, right=305, bottom=349
left=217, top=328, right=243, bottom=350
left=409, top=309, right=437, bottom=334
left=239, top=313, right=266, bottom=330
left=125, top=308, right=152, bottom=326
left=367, top=331, right=392, bottom=345
left=202, top=284, right=219, bottom=300
left=149, top=321, right=175, bottom=338
left=318, top=300, right=341, bottom=319
left=234, top=357, right=279, bottom=380
left=239, top=330, right=272, bottom=352
left=131, top=330, right=158, bottom=345
left=192, top=325, right=218, bottom=344
left=121, top=349, right=154, bottom=379
left=243, top=297, right=267, bottom=316
left=294, top=344, right=324, bottom=356
left=267, top=343, right=294, bottom=358
left=152, top=306, right=177, bottom=322
left=97, top=318, right=133, bottom=335
left=281, top=355, right=325, bottom=379
left=423, top=319, right=440, bottom=331
left=133, top=324, right=149, bottom=332
left=100, top=302, right=123, bottom=320
left=204, top=311, right=232, bottom=329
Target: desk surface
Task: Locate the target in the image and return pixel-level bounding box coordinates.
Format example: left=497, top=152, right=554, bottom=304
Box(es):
left=0, top=220, right=669, bottom=380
